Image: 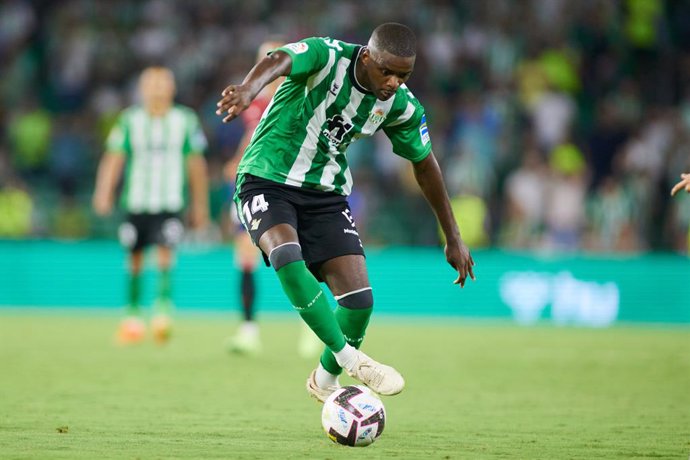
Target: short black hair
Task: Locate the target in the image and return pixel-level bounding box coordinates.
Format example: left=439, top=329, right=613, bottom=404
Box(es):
left=369, top=23, right=416, bottom=57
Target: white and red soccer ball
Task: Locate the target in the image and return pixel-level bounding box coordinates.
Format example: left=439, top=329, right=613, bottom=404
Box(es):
left=321, top=385, right=386, bottom=447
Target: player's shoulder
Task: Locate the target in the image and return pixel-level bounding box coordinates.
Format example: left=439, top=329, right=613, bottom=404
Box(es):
left=388, top=84, right=425, bottom=119
left=119, top=105, right=142, bottom=118
left=396, top=84, right=422, bottom=104
left=320, top=37, right=359, bottom=59
left=115, top=105, right=144, bottom=125
left=287, top=36, right=359, bottom=59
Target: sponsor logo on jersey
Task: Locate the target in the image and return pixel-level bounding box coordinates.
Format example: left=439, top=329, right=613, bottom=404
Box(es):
left=419, top=114, right=430, bottom=146
left=323, top=114, right=353, bottom=147
left=368, top=108, right=386, bottom=125
left=329, top=82, right=340, bottom=96
left=285, top=42, right=309, bottom=54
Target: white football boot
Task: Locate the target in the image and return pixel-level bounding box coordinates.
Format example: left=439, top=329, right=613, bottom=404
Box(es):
left=344, top=350, right=405, bottom=396
left=306, top=369, right=340, bottom=403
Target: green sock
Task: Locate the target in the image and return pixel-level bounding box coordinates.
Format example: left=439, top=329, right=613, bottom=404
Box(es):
left=275, top=261, right=346, bottom=352
left=155, top=269, right=172, bottom=313
left=320, top=306, right=372, bottom=375
left=127, top=272, right=142, bottom=316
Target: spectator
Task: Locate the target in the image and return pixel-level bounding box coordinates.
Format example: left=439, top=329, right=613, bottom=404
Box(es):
left=501, top=147, right=547, bottom=249
left=542, top=142, right=587, bottom=251
left=0, top=0, right=688, bottom=253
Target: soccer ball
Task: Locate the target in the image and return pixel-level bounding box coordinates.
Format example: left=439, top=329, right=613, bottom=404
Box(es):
left=321, top=385, right=386, bottom=447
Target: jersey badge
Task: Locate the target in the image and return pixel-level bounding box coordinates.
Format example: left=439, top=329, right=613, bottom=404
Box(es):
left=368, top=108, right=386, bottom=125
left=285, top=42, right=309, bottom=54
left=419, top=114, right=430, bottom=146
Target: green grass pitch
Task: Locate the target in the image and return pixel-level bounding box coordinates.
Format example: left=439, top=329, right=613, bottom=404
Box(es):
left=0, top=313, right=688, bottom=459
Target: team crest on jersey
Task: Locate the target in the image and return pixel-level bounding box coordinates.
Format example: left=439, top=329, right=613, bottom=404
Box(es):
left=284, top=42, right=309, bottom=54
left=419, top=114, right=430, bottom=146
left=368, top=108, right=386, bottom=125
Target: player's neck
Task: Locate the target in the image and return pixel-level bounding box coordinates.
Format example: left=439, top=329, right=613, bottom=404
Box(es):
left=145, top=102, right=172, bottom=117
left=354, top=50, right=372, bottom=93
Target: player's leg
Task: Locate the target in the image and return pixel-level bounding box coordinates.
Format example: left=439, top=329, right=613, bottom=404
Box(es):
left=237, top=231, right=258, bottom=321
left=238, top=176, right=401, bottom=395
left=237, top=177, right=349, bottom=355
left=306, top=254, right=373, bottom=400
left=227, top=230, right=261, bottom=353
left=257, top=223, right=348, bottom=353
left=151, top=244, right=174, bottom=343
left=298, top=200, right=404, bottom=398
left=308, top=255, right=405, bottom=399
left=317, top=255, right=373, bottom=376
left=128, top=249, right=145, bottom=315
left=151, top=214, right=184, bottom=343
left=117, top=217, right=146, bottom=344
left=154, top=244, right=173, bottom=313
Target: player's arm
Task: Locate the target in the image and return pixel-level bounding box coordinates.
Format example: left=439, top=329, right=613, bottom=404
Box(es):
left=186, top=153, right=209, bottom=229
left=92, top=152, right=125, bottom=216
left=412, top=153, right=475, bottom=287
left=670, top=173, right=690, bottom=196
left=384, top=95, right=475, bottom=286
left=216, top=51, right=292, bottom=123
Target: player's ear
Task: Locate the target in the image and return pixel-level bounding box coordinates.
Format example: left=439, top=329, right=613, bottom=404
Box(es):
left=361, top=47, right=371, bottom=66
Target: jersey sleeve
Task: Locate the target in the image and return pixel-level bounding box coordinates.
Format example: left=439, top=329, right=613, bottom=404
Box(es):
left=275, top=37, right=331, bottom=82
left=383, top=92, right=432, bottom=163
left=105, top=112, right=130, bottom=155
left=183, top=111, right=208, bottom=156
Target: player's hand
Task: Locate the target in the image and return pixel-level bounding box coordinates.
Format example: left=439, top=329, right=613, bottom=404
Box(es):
left=445, top=239, right=475, bottom=288
left=670, top=173, right=690, bottom=196
left=92, top=192, right=113, bottom=216
left=216, top=84, right=253, bottom=123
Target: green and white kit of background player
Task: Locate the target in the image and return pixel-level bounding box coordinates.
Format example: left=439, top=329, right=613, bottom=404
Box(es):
left=106, top=105, right=207, bottom=314
left=234, top=37, right=431, bottom=390
left=108, top=106, right=207, bottom=214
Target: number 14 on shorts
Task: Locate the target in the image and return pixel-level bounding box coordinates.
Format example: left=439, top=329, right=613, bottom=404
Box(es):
left=241, top=194, right=269, bottom=230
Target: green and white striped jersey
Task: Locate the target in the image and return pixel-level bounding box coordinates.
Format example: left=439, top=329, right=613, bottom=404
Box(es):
left=237, top=37, right=432, bottom=196
left=106, top=105, right=207, bottom=213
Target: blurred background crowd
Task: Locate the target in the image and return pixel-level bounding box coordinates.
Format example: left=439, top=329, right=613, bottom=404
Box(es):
left=2, top=0, right=690, bottom=253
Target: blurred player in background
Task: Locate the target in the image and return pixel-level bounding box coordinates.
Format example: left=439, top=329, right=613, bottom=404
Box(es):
left=93, top=66, right=209, bottom=344
left=671, top=173, right=690, bottom=196
left=216, top=23, right=474, bottom=400
left=224, top=39, right=321, bottom=357
left=223, top=40, right=281, bottom=355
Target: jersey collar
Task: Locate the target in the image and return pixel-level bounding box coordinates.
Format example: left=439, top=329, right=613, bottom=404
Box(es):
left=349, top=46, right=372, bottom=95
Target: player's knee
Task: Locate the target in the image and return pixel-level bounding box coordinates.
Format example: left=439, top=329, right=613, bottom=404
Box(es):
left=268, top=242, right=303, bottom=271
left=336, top=288, right=373, bottom=310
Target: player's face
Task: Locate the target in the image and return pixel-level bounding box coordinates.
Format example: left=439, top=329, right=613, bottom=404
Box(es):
left=363, top=49, right=415, bottom=101
left=139, top=68, right=176, bottom=108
